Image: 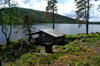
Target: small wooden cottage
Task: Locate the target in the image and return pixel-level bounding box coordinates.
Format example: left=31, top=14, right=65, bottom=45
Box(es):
left=39, top=29, right=66, bottom=45
left=26, top=28, right=66, bottom=53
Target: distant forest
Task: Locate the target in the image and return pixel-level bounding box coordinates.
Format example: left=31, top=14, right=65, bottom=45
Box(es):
left=0, top=7, right=100, bottom=24
left=0, top=7, right=77, bottom=24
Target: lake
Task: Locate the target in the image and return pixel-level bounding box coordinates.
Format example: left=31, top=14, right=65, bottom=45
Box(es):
left=0, top=23, right=100, bottom=44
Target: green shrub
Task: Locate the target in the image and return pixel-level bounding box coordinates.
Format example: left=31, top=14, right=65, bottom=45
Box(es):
left=68, top=61, right=74, bottom=66
left=83, top=59, right=90, bottom=66
left=27, top=59, right=31, bottom=63
left=21, top=53, right=32, bottom=60
left=75, top=62, right=82, bottom=66
left=18, top=38, right=26, bottom=42
left=34, top=47, right=41, bottom=53
left=94, top=55, right=100, bottom=65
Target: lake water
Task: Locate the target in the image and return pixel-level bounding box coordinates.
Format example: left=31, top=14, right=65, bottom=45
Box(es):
left=0, top=23, right=100, bottom=44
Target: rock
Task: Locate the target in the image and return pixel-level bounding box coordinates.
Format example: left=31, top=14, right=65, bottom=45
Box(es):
left=1, top=60, right=6, bottom=64
left=66, top=48, right=71, bottom=52
left=76, top=38, right=81, bottom=40
left=98, top=50, right=100, bottom=53
left=97, top=40, right=100, bottom=43
left=81, top=44, right=85, bottom=46
left=28, top=62, right=33, bottom=66
left=53, top=45, right=56, bottom=48
left=29, top=50, right=34, bottom=53
left=80, top=36, right=84, bottom=39
left=31, top=57, right=36, bottom=59
left=91, top=32, right=95, bottom=34
left=80, top=38, right=86, bottom=42
left=5, top=58, right=11, bottom=62
left=93, top=43, right=96, bottom=45
left=53, top=49, right=57, bottom=52
left=84, top=46, right=90, bottom=48
left=44, top=53, right=48, bottom=55
left=37, top=53, right=42, bottom=56
left=20, top=40, right=27, bottom=44
left=96, top=32, right=99, bottom=33
left=98, top=33, right=100, bottom=35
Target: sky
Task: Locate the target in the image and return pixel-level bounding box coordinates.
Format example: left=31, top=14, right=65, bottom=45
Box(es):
left=1, top=0, right=100, bottom=22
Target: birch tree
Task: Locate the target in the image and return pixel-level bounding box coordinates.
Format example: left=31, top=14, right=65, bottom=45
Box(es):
left=0, top=0, right=19, bottom=46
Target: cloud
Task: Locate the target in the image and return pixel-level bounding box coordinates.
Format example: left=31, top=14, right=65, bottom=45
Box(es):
left=89, top=0, right=100, bottom=22
left=22, top=0, right=32, bottom=4
left=57, top=0, right=77, bottom=18
left=15, top=0, right=25, bottom=7
left=15, top=0, right=47, bottom=11
left=32, top=0, right=47, bottom=11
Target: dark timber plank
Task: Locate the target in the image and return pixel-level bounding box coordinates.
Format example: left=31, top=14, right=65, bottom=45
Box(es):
left=26, top=32, right=40, bottom=35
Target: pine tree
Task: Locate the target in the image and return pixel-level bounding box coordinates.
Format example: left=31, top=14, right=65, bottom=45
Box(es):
left=75, top=0, right=93, bottom=35
left=43, top=0, right=57, bottom=29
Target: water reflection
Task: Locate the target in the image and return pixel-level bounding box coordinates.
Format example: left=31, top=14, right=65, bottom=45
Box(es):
left=0, top=24, right=100, bottom=44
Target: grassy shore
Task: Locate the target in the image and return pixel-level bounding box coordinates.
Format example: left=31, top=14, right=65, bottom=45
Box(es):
left=1, top=33, right=100, bottom=66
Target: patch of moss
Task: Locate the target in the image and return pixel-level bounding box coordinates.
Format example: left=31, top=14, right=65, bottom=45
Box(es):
left=2, top=33, right=100, bottom=66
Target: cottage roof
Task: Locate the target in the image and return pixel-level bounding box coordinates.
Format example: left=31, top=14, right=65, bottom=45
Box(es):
left=40, top=29, right=66, bottom=38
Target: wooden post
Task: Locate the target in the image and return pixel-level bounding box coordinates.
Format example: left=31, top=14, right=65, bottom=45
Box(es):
left=39, top=31, right=43, bottom=42
left=45, top=44, right=53, bottom=53
left=63, top=36, right=65, bottom=43
left=53, top=37, right=56, bottom=44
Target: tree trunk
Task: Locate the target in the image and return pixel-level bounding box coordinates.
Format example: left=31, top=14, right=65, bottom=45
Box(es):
left=53, top=0, right=54, bottom=29
left=7, top=0, right=12, bottom=46
left=27, top=21, right=32, bottom=39
left=53, top=12, right=54, bottom=29
left=86, top=20, right=88, bottom=35
left=1, top=5, right=10, bottom=47
left=86, top=0, right=89, bottom=35
left=7, top=38, right=10, bottom=47
left=85, top=0, right=86, bottom=27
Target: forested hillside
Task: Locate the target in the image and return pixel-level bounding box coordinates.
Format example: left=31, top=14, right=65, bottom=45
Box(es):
left=0, top=7, right=76, bottom=24
left=19, top=8, right=77, bottom=24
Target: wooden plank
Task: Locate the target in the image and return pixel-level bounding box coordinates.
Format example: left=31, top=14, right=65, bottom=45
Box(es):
left=40, top=29, right=66, bottom=38
left=26, top=32, right=40, bottom=35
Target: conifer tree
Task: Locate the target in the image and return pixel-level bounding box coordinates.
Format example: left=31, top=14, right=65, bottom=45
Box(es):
left=43, top=0, right=57, bottom=29
left=75, top=0, right=92, bottom=35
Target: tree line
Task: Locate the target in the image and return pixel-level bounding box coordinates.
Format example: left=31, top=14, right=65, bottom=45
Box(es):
left=0, top=7, right=76, bottom=25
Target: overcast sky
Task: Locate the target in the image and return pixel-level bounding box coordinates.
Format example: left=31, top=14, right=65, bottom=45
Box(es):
left=2, top=0, right=100, bottom=22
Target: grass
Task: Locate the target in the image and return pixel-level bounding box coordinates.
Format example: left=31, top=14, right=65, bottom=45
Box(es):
left=1, top=33, right=100, bottom=66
